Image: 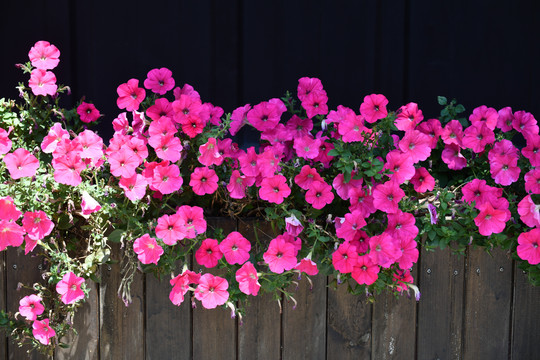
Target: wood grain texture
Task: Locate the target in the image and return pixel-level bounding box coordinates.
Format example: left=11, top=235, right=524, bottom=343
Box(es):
left=372, top=266, right=418, bottom=360
left=510, top=263, right=540, bottom=360
left=55, top=281, right=99, bottom=360
left=282, top=274, right=327, bottom=360
left=463, top=247, right=512, bottom=360
left=5, top=248, right=48, bottom=360
left=326, top=280, right=372, bottom=360
left=237, top=219, right=280, bottom=360
left=192, top=218, right=237, bottom=360
left=145, top=272, right=191, bottom=360
left=99, top=247, right=145, bottom=360
left=417, top=248, right=464, bottom=360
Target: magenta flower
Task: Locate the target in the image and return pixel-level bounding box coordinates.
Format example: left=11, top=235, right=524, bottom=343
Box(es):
left=76, top=130, right=104, bottom=163
left=198, top=138, right=223, bottom=166
left=398, top=130, right=432, bottom=163
left=441, top=144, right=467, bottom=170
left=384, top=150, right=415, bottom=184
left=259, top=175, right=291, bottom=204
left=517, top=195, right=540, bottom=228
left=497, top=107, right=514, bottom=132
left=226, top=170, right=255, bottom=199
left=0, top=196, right=21, bottom=221
left=410, top=167, right=435, bottom=193
left=490, top=154, right=520, bottom=186
left=517, top=229, right=540, bottom=265
left=77, top=102, right=101, bottom=123
left=385, top=210, right=418, bottom=242
left=441, top=120, right=464, bottom=146
left=332, top=241, right=359, bottom=274
left=301, top=90, right=329, bottom=118
left=462, top=122, right=495, bottom=153
left=109, top=147, right=140, bottom=178
left=147, top=98, right=174, bottom=122
left=190, top=166, right=219, bottom=196
left=305, top=180, right=334, bottom=209
left=236, top=261, right=261, bottom=296
left=513, top=110, right=538, bottom=136
left=195, top=238, right=223, bottom=268
left=295, top=258, right=319, bottom=276
left=219, top=231, right=251, bottom=265
left=170, top=269, right=200, bottom=306
left=176, top=205, right=206, bottom=239
left=338, top=112, right=368, bottom=143
left=149, top=134, right=183, bottom=162
left=119, top=174, right=148, bottom=201
left=0, top=127, right=12, bottom=155
left=3, top=148, right=39, bottom=179
left=81, top=191, right=101, bottom=216
left=247, top=101, right=283, bottom=132
left=294, top=165, right=323, bottom=190
left=117, top=79, right=146, bottom=111
left=195, top=274, right=229, bottom=309
left=152, top=163, right=183, bottom=195
left=19, top=294, right=44, bottom=321
left=351, top=255, right=379, bottom=285
left=372, top=180, right=405, bottom=214
left=28, top=41, right=60, bottom=70
left=285, top=214, right=304, bottom=237
left=395, top=237, right=419, bottom=270
left=22, top=211, right=54, bottom=241
left=56, top=272, right=85, bottom=305
left=417, top=118, right=442, bottom=148
left=293, top=134, right=321, bottom=160
left=41, top=123, right=70, bottom=153
left=461, top=179, right=502, bottom=208
left=360, top=94, right=388, bottom=123
left=172, top=94, right=203, bottom=124
left=32, top=319, right=56, bottom=345
left=395, top=102, right=423, bottom=131
left=144, top=67, right=175, bottom=95
left=0, top=220, right=25, bottom=250
left=332, top=172, right=363, bottom=201
left=368, top=233, right=401, bottom=268
left=155, top=213, right=185, bottom=245
left=524, top=168, right=540, bottom=194
left=336, top=211, right=367, bottom=242
left=28, top=69, right=57, bottom=96
left=469, top=105, right=498, bottom=130
left=263, top=237, right=297, bottom=274
left=229, top=104, right=251, bottom=136
left=52, top=153, right=85, bottom=186
left=133, top=234, right=164, bottom=265
left=297, top=77, right=324, bottom=102
left=474, top=202, right=507, bottom=236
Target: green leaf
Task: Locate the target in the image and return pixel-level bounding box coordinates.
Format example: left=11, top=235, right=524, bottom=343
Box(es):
left=108, top=229, right=124, bottom=243
left=455, top=104, right=466, bottom=114
left=437, top=96, right=447, bottom=106
left=327, top=149, right=339, bottom=157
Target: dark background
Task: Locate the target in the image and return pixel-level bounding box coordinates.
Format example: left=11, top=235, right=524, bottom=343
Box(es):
left=2, top=1, right=539, bottom=142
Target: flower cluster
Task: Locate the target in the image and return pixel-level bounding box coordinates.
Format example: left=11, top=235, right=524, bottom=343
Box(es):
left=0, top=41, right=539, bottom=355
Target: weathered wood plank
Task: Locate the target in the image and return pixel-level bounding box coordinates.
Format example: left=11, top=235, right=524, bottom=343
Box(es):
left=145, top=269, right=191, bottom=360
left=237, top=219, right=281, bottom=360
left=372, top=266, right=418, bottom=360
left=510, top=262, right=540, bottom=360
left=99, top=246, right=145, bottom=360
left=55, top=281, right=99, bottom=360
left=463, top=247, right=512, bottom=360
left=0, top=251, right=6, bottom=360
left=5, top=248, right=47, bottom=360
left=417, top=247, right=465, bottom=360
left=192, top=218, right=237, bottom=360
left=326, top=280, right=372, bottom=359
left=282, top=274, right=327, bottom=360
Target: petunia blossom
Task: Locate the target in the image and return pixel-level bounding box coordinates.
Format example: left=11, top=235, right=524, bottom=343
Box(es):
left=3, top=148, right=40, bottom=179
left=195, top=273, right=229, bottom=309
left=32, top=318, right=56, bottom=345
left=19, top=294, right=44, bottom=321
left=133, top=234, right=164, bottom=265
left=236, top=261, right=261, bottom=296
left=22, top=211, right=54, bottom=241
left=56, top=272, right=85, bottom=305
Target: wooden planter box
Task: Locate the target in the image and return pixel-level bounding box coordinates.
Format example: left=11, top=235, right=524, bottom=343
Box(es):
left=1, top=218, right=539, bottom=360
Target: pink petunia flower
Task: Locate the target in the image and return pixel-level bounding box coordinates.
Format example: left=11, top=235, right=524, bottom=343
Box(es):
left=198, top=138, right=223, bottom=166
left=385, top=210, right=419, bottom=242
left=384, top=150, right=415, bottom=184
left=117, top=79, right=146, bottom=111
left=0, top=196, right=21, bottom=221
left=336, top=211, right=367, bottom=242
left=441, top=120, right=464, bottom=147
left=524, top=168, right=540, bottom=194
left=395, top=237, right=419, bottom=270
left=297, top=77, right=324, bottom=102
left=155, top=213, right=185, bottom=246
left=227, top=170, right=255, bottom=199
left=301, top=90, right=328, bottom=119
left=259, top=175, right=291, bottom=204
left=513, top=110, right=539, bottom=136
left=149, top=133, right=183, bottom=162
left=133, top=234, right=164, bottom=265
left=22, top=211, right=54, bottom=241
left=190, top=167, right=219, bottom=196
left=195, top=238, right=223, bottom=268
left=360, top=94, right=388, bottom=123
left=195, top=273, right=229, bottom=309
left=332, top=241, right=359, bottom=274
left=176, top=205, right=206, bottom=239
left=398, top=130, right=432, bottom=163
left=29, top=69, right=57, bottom=96
left=32, top=319, right=56, bottom=345
left=170, top=269, right=200, bottom=306
left=410, top=167, right=435, bottom=193
left=368, top=233, right=401, bottom=268
left=219, top=231, right=251, bottom=265
left=351, top=255, right=379, bottom=285
left=395, top=102, right=423, bottom=131
left=417, top=118, right=442, bottom=148
left=497, top=107, right=514, bottom=132
left=52, top=153, right=85, bottom=186
left=0, top=220, right=25, bottom=250
left=76, top=130, right=104, bottom=163
left=474, top=202, right=507, bottom=236
left=28, top=41, right=60, bottom=70
left=285, top=214, right=304, bottom=237
left=305, top=180, right=334, bottom=209
left=332, top=172, right=363, bottom=201
left=3, top=148, right=39, bottom=179
left=293, top=134, right=321, bottom=160
left=517, top=229, right=540, bottom=265
left=147, top=98, right=174, bottom=122
left=0, top=127, right=12, bottom=155
left=462, top=122, right=495, bottom=153
left=441, top=144, right=467, bottom=170
left=236, top=261, right=261, bottom=296
left=81, top=191, right=101, bottom=215
left=338, top=112, right=368, bottom=143
left=229, top=104, right=251, bottom=136
left=25, top=234, right=38, bottom=255
left=77, top=102, right=101, bottom=123
left=19, top=294, right=44, bottom=321
left=152, top=163, right=183, bottom=195
left=372, top=180, right=405, bottom=214
left=144, top=67, right=175, bottom=95
left=469, top=105, right=498, bottom=130
left=294, top=165, right=323, bottom=190
left=109, top=147, right=140, bottom=178
left=119, top=174, right=148, bottom=201
left=247, top=101, right=284, bottom=132
left=41, top=123, right=70, bottom=153
left=56, top=272, right=85, bottom=305
left=517, top=195, right=540, bottom=228
left=263, top=237, right=297, bottom=274
left=295, top=257, right=319, bottom=276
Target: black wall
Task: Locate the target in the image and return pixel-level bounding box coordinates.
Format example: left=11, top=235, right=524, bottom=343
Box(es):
left=2, top=1, right=539, bottom=142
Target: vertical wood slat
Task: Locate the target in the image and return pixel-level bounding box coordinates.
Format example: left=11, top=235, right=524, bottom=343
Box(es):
left=0, top=252, right=6, bottom=360
left=282, top=274, right=327, bottom=360
left=99, top=245, right=145, bottom=360
left=417, top=247, right=465, bottom=360
left=326, top=280, right=372, bottom=359
left=192, top=218, right=237, bottom=360
left=55, top=282, right=99, bottom=360
left=237, top=219, right=281, bottom=360
left=511, top=263, right=540, bottom=360
left=372, top=266, right=418, bottom=360
left=463, top=247, right=512, bottom=360
left=145, top=269, right=191, bottom=360
left=5, top=249, right=48, bottom=360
